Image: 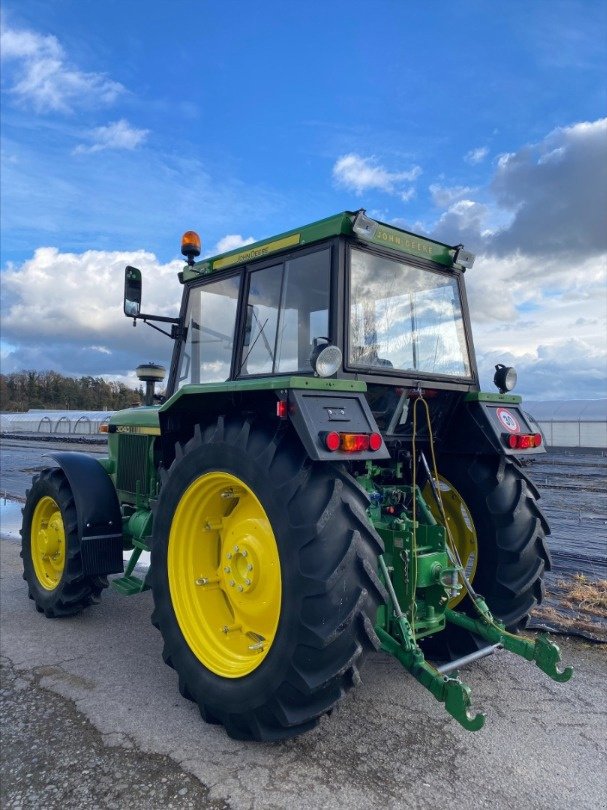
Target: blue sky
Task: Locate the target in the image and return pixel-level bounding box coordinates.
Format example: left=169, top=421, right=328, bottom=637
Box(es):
left=1, top=1, right=606, bottom=399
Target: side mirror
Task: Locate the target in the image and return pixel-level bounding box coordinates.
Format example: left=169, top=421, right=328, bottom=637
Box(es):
left=124, top=266, right=142, bottom=317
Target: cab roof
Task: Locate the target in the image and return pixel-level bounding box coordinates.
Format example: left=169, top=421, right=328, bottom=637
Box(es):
left=182, top=210, right=464, bottom=282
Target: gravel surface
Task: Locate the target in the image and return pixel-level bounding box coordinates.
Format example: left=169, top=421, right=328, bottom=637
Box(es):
left=1, top=657, right=228, bottom=809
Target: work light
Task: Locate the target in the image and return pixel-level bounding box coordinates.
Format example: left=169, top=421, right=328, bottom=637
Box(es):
left=310, top=339, right=342, bottom=377
left=494, top=363, right=517, bottom=394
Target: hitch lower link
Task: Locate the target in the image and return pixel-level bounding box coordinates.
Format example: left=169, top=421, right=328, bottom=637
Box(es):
left=376, top=555, right=573, bottom=732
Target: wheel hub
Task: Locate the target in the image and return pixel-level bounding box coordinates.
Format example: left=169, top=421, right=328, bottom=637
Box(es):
left=30, top=496, right=66, bottom=590
left=223, top=536, right=258, bottom=594
left=168, top=471, right=282, bottom=678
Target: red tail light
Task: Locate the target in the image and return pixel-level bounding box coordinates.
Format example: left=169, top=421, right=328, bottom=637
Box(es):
left=323, top=431, right=341, bottom=451
left=506, top=433, right=542, bottom=449
left=369, top=432, right=383, bottom=451
left=320, top=431, right=383, bottom=453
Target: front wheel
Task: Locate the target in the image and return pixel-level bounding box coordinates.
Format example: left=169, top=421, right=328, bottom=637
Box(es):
left=21, top=468, right=108, bottom=617
left=150, top=417, right=386, bottom=741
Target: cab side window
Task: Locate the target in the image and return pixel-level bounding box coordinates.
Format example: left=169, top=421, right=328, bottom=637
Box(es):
left=240, top=248, right=331, bottom=376
left=178, top=274, right=241, bottom=386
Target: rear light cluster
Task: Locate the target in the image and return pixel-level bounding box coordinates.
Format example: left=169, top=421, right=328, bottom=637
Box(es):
left=320, top=431, right=383, bottom=453
left=506, top=433, right=542, bottom=449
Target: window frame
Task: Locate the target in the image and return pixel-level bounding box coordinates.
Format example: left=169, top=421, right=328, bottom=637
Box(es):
left=167, top=267, right=245, bottom=395
left=234, top=240, right=337, bottom=380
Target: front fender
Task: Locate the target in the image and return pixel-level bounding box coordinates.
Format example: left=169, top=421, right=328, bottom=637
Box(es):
left=47, top=452, right=124, bottom=575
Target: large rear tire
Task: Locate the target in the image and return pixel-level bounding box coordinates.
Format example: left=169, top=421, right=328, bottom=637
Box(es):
left=21, top=468, right=108, bottom=617
left=150, top=417, right=386, bottom=741
left=423, top=453, right=551, bottom=659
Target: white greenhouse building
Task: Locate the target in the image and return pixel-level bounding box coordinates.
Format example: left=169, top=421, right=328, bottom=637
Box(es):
left=0, top=409, right=113, bottom=436
left=525, top=400, right=607, bottom=449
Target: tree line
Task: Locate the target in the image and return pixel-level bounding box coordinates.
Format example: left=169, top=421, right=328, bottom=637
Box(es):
left=0, top=371, right=143, bottom=412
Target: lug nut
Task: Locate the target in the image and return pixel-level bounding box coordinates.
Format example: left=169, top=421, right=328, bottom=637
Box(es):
left=224, top=566, right=231, bottom=573
left=245, top=578, right=251, bottom=585
left=237, top=585, right=244, bottom=592
left=247, top=564, right=253, bottom=571
left=229, top=580, right=235, bottom=587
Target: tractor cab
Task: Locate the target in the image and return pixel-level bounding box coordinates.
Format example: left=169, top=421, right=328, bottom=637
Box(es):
left=166, top=210, right=478, bottom=399
left=124, top=210, right=536, bottom=464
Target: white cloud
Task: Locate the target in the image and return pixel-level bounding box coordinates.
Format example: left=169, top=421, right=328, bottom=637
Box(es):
left=429, top=184, right=475, bottom=208
left=212, top=234, right=256, bottom=254
left=465, top=146, right=489, bottom=164
left=476, top=337, right=607, bottom=400
left=1, top=247, right=183, bottom=378
left=430, top=118, right=607, bottom=261
left=0, top=19, right=124, bottom=113
left=74, top=120, right=149, bottom=154
left=431, top=199, right=493, bottom=248
left=467, top=251, right=607, bottom=398
left=332, top=153, right=422, bottom=198
left=489, top=118, right=607, bottom=257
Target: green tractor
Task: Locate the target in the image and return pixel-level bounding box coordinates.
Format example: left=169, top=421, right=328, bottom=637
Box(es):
left=21, top=210, right=572, bottom=740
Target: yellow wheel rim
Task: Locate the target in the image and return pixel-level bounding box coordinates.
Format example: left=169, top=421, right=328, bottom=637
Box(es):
left=31, top=495, right=66, bottom=591
left=422, top=476, right=478, bottom=608
left=168, top=471, right=282, bottom=678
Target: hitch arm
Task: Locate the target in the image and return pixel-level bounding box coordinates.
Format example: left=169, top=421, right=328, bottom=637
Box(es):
left=376, top=555, right=485, bottom=732
left=445, top=608, right=573, bottom=683
left=376, top=627, right=486, bottom=731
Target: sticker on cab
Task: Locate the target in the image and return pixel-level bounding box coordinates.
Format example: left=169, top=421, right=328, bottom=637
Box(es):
left=496, top=407, right=520, bottom=433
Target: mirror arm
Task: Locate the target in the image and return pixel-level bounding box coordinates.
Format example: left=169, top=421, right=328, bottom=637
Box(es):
left=139, top=318, right=176, bottom=340
left=129, top=312, right=181, bottom=340
left=138, top=312, right=180, bottom=325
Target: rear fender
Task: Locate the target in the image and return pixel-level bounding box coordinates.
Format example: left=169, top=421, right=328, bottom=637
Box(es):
left=442, top=396, right=547, bottom=457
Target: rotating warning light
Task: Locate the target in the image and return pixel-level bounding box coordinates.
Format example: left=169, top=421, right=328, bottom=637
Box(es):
left=181, top=230, right=202, bottom=265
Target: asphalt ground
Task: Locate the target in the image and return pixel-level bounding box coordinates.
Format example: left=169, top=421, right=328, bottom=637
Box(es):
left=1, top=538, right=606, bottom=809
left=1, top=437, right=606, bottom=808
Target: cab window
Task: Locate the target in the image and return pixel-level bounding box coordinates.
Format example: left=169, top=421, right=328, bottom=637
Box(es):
left=240, top=248, right=331, bottom=376
left=178, top=274, right=241, bottom=386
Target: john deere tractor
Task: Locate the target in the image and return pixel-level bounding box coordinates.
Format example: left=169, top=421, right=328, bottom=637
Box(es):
left=21, top=210, right=572, bottom=740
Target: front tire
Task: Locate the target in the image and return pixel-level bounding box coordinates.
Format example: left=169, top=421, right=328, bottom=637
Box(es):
left=21, top=468, right=108, bottom=617
left=150, top=417, right=386, bottom=741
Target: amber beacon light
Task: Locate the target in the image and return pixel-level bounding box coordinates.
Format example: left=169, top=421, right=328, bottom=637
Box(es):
left=181, top=231, right=202, bottom=265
